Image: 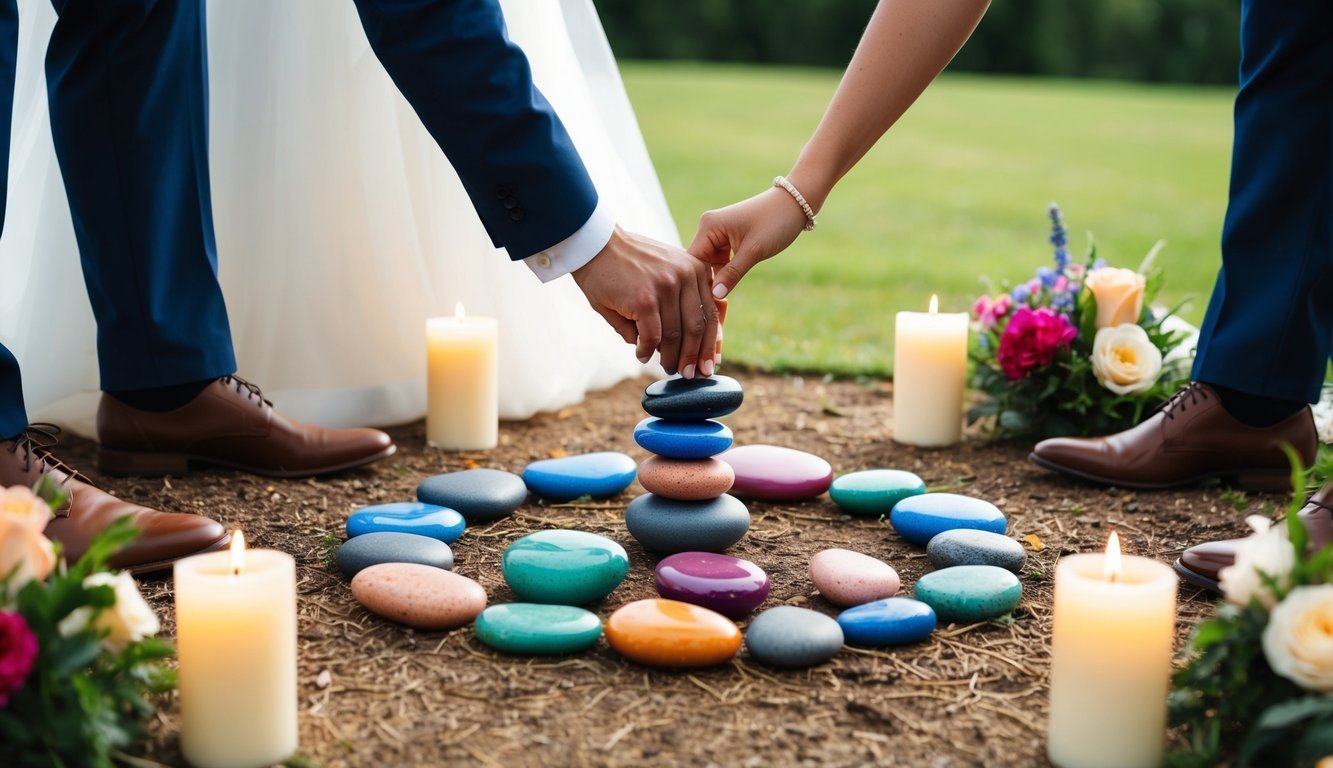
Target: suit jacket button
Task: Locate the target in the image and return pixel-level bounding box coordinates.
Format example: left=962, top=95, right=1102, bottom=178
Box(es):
left=503, top=197, right=517, bottom=209
left=536, top=254, right=552, bottom=269
left=510, top=209, right=525, bottom=221
left=495, top=185, right=512, bottom=199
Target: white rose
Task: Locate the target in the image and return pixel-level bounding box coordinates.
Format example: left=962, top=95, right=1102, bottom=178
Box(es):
left=1085, top=267, right=1145, bottom=329
left=1263, top=584, right=1333, bottom=692
left=1219, top=516, right=1295, bottom=609
left=0, top=485, right=56, bottom=598
left=1090, top=324, right=1163, bottom=395
left=59, top=571, right=161, bottom=652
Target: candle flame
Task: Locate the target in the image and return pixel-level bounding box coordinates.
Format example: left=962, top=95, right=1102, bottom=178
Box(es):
left=230, top=530, right=246, bottom=575
left=455, top=301, right=465, bottom=322
left=928, top=294, right=939, bottom=314
left=1104, top=531, right=1122, bottom=583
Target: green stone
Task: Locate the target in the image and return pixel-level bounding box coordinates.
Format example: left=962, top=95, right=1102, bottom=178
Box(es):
left=474, top=603, right=603, bottom=655
left=501, top=529, right=629, bottom=605
left=829, top=469, right=927, bottom=516
left=912, top=565, right=1022, bottom=624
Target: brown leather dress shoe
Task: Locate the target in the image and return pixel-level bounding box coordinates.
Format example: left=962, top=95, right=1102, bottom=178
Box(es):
left=2, top=425, right=230, bottom=574
left=1029, top=382, right=1317, bottom=491
left=96, top=375, right=396, bottom=478
left=1174, top=481, right=1333, bottom=593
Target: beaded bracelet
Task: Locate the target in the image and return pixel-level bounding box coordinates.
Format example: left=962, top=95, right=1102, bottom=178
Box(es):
left=773, top=175, right=817, bottom=232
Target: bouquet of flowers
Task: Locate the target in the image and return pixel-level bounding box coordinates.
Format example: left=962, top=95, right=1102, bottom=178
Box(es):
left=968, top=204, right=1192, bottom=439
left=1168, top=450, right=1333, bottom=767
left=0, top=478, right=174, bottom=768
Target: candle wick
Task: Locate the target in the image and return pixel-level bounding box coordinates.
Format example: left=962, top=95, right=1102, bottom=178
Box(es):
left=232, top=566, right=241, bottom=576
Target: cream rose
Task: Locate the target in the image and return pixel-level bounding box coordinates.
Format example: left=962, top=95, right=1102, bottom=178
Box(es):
left=1091, top=324, right=1162, bottom=395
left=1085, top=267, right=1145, bottom=329
left=1219, top=516, right=1294, bottom=609
left=59, top=571, right=161, bottom=651
left=1263, top=584, right=1333, bottom=692
left=0, top=486, right=56, bottom=597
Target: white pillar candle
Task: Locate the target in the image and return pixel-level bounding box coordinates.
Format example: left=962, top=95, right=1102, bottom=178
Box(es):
left=426, top=302, right=498, bottom=450
left=892, top=295, right=969, bottom=446
left=1047, top=533, right=1178, bottom=768
left=174, top=532, right=297, bottom=768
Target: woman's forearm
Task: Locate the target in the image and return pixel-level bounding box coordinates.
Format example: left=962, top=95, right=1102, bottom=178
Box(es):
left=786, top=0, right=990, bottom=212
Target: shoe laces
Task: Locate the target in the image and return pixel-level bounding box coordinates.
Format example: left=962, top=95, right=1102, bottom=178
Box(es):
left=1160, top=382, right=1210, bottom=420
left=4, top=424, right=93, bottom=508
left=222, top=374, right=272, bottom=408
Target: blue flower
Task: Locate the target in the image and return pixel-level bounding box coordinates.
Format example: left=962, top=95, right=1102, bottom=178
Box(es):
left=1036, top=266, right=1056, bottom=287
left=1011, top=284, right=1030, bottom=303
left=1048, top=202, right=1070, bottom=271
left=978, top=334, right=991, bottom=353
left=1092, top=258, right=1107, bottom=271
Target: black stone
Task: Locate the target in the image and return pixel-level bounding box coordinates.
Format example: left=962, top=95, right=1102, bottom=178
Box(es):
left=336, top=532, right=454, bottom=578
left=417, top=468, right=528, bottom=522
left=642, top=374, right=744, bottom=420
left=625, top=493, right=750, bottom=553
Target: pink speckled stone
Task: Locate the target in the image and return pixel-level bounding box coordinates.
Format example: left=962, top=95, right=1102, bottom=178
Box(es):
left=351, top=562, right=487, bottom=630
left=637, top=456, right=735, bottom=501
left=808, top=548, right=900, bottom=608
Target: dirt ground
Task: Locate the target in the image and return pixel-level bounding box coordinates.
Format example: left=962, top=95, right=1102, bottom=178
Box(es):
left=54, top=372, right=1269, bottom=767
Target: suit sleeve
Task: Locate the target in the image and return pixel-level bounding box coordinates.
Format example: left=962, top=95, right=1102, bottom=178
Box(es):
left=352, top=0, right=599, bottom=260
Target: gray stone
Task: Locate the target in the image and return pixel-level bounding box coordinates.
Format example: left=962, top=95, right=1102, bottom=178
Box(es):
left=642, top=374, right=744, bottom=420
left=745, top=606, right=844, bottom=668
left=625, top=493, right=750, bottom=553
left=336, top=532, right=454, bottom=578
left=416, top=468, right=527, bottom=522
left=926, top=529, right=1027, bottom=573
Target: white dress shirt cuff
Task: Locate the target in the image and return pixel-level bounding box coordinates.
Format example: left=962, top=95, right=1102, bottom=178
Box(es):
left=522, top=199, right=616, bottom=283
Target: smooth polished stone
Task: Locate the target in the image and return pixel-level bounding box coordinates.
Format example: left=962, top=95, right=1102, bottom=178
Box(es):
left=335, top=532, right=454, bottom=578
left=829, top=469, right=927, bottom=516
left=416, top=468, right=528, bottom=522
left=637, top=456, right=735, bottom=501
left=642, top=374, right=744, bottom=420
left=889, top=493, right=1007, bottom=545
left=913, top=565, right=1022, bottom=624
left=744, top=606, right=844, bottom=668
left=624, top=493, right=750, bottom=554
left=604, top=599, right=742, bottom=668
left=474, top=603, right=603, bottom=655
left=718, top=445, right=833, bottom=501
left=346, top=502, right=466, bottom=544
left=654, top=552, right=770, bottom=616
left=632, top=418, right=734, bottom=460
left=501, top=529, right=629, bottom=605
left=836, top=598, right=937, bottom=647
left=808, top=548, right=900, bottom=607
left=350, top=563, right=486, bottom=631
left=927, top=529, right=1027, bottom=573
left=522, top=452, right=638, bottom=502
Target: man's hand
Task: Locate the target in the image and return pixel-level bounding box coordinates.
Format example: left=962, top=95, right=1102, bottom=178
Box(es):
left=573, top=227, right=719, bottom=378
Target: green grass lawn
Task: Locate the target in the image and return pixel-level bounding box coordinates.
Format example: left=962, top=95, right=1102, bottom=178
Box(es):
left=621, top=62, right=1236, bottom=376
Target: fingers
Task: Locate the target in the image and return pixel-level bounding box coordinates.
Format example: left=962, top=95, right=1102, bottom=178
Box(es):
left=591, top=303, right=638, bottom=346
left=694, top=269, right=719, bottom=378
left=674, top=266, right=716, bottom=380
left=655, top=278, right=684, bottom=376
left=711, top=246, right=762, bottom=300
left=686, top=211, right=733, bottom=266
left=633, top=294, right=662, bottom=366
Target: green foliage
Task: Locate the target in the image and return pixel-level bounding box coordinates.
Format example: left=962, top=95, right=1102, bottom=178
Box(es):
left=1168, top=457, right=1333, bottom=766
left=627, top=64, right=1232, bottom=376
left=0, top=514, right=175, bottom=768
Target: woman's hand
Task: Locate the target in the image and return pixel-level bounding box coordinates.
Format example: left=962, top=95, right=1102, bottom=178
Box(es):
left=687, top=186, right=809, bottom=299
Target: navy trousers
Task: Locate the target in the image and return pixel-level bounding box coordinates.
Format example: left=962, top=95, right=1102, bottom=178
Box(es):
left=0, top=0, right=595, bottom=439
left=1191, top=0, right=1333, bottom=404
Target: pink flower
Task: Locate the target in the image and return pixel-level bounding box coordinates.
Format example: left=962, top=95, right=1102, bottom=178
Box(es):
left=996, top=307, right=1077, bottom=380
left=1054, top=276, right=1068, bottom=292
left=0, top=611, right=38, bottom=707
left=1028, top=278, right=1043, bottom=295
left=972, top=294, right=1013, bottom=329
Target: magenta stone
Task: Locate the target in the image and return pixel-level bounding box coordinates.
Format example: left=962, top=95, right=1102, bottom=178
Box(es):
left=653, top=552, right=771, bottom=617
left=719, top=445, right=834, bottom=501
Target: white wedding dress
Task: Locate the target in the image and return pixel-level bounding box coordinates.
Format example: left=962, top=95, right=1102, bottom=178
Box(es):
left=0, top=0, right=674, bottom=434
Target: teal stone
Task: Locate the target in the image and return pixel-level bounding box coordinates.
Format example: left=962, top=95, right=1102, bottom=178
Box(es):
left=912, top=565, right=1022, bottom=624
left=474, top=603, right=603, bottom=655
left=501, top=529, right=630, bottom=605
left=829, top=470, right=927, bottom=516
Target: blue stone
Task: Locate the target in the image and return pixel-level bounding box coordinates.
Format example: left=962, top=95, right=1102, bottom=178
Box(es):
left=522, top=452, right=637, bottom=502
left=416, top=468, right=527, bottom=522
left=913, top=565, right=1023, bottom=623
left=632, top=418, right=733, bottom=460
left=837, top=598, right=937, bottom=646
left=501, top=529, right=630, bottom=605
left=889, top=493, right=1006, bottom=545
left=744, top=606, right=844, bottom=668
left=335, top=532, right=454, bottom=578
left=642, top=374, right=744, bottom=420
left=625, top=493, right=750, bottom=553
left=927, top=529, right=1027, bottom=573
left=346, top=502, right=466, bottom=544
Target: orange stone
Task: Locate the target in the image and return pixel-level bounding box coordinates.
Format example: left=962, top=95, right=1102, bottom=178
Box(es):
left=604, top=599, right=741, bottom=667
left=637, top=456, right=735, bottom=501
